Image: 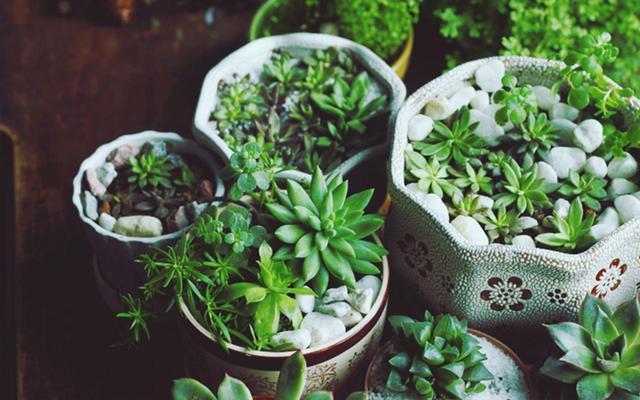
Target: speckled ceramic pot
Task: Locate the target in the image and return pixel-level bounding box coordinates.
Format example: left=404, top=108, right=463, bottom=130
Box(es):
left=72, top=131, right=224, bottom=297
left=177, top=235, right=390, bottom=396
left=192, top=32, right=406, bottom=183
left=387, top=56, right=640, bottom=330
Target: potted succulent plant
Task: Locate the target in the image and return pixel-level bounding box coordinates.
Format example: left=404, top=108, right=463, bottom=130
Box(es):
left=540, top=294, right=640, bottom=400
left=72, top=131, right=224, bottom=305
left=248, top=0, right=422, bottom=79
left=193, top=32, right=406, bottom=189
left=386, top=33, right=640, bottom=329
left=172, top=351, right=366, bottom=399
left=118, top=167, right=390, bottom=395
left=365, top=310, right=534, bottom=399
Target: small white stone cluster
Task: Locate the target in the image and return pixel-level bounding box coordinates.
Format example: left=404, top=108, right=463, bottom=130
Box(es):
left=270, top=275, right=382, bottom=350
left=405, top=59, right=640, bottom=248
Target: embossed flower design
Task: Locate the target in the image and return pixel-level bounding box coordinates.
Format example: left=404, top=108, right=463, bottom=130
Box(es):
left=439, top=274, right=454, bottom=293
left=397, top=233, right=432, bottom=276
left=547, top=288, right=568, bottom=304
left=480, top=276, right=532, bottom=311
left=591, top=258, right=627, bottom=299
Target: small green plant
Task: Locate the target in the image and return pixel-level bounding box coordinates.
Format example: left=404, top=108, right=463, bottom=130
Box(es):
left=212, top=74, right=266, bottom=140
left=128, top=151, right=173, bottom=189
left=494, top=158, right=550, bottom=215
left=493, top=74, right=538, bottom=126
left=540, top=294, right=640, bottom=400
left=509, top=112, right=557, bottom=158
left=405, top=150, right=460, bottom=199
left=558, top=171, right=608, bottom=212
left=221, top=142, right=283, bottom=202
left=474, top=206, right=523, bottom=242
left=385, top=310, right=493, bottom=399
left=452, top=163, right=493, bottom=195
left=535, top=198, right=595, bottom=251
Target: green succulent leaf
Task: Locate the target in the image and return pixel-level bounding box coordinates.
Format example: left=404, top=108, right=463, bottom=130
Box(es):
left=172, top=378, right=217, bottom=400
left=545, top=322, right=592, bottom=353
left=560, top=346, right=600, bottom=373
left=540, top=357, right=586, bottom=383
left=576, top=373, right=614, bottom=400
left=217, top=375, right=252, bottom=400
left=275, top=351, right=306, bottom=400
left=611, top=368, right=640, bottom=394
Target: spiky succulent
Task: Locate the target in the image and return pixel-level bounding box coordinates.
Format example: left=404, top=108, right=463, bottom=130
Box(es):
left=128, top=151, right=173, bottom=189
left=451, top=163, right=493, bottom=195
left=536, top=197, right=596, bottom=251
left=386, top=311, right=494, bottom=399
left=268, top=168, right=386, bottom=294
left=494, top=158, right=551, bottom=215
left=405, top=150, right=461, bottom=199
left=474, top=205, right=524, bottom=242
left=541, top=295, right=640, bottom=400
left=510, top=112, right=557, bottom=157
left=559, top=171, right=608, bottom=212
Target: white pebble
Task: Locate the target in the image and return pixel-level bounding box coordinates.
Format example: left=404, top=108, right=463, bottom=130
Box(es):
left=477, top=195, right=494, bottom=210
left=421, top=193, right=450, bottom=223
left=113, top=215, right=163, bottom=237
left=469, top=109, right=505, bottom=145
left=549, top=103, right=579, bottom=121
left=339, top=308, right=363, bottom=328
left=519, top=216, right=538, bottom=230
left=590, top=207, right=621, bottom=241
left=301, top=312, right=346, bottom=347
left=407, top=114, right=433, bottom=142
left=482, top=104, right=514, bottom=131
left=536, top=161, right=558, bottom=184
left=451, top=215, right=489, bottom=246
left=316, top=301, right=352, bottom=318
left=95, top=162, right=118, bottom=188
left=296, top=287, right=315, bottom=314
left=470, top=90, right=490, bottom=110
left=614, top=195, right=640, bottom=223
left=98, top=212, right=116, bottom=231
left=322, top=286, right=349, bottom=303
left=554, top=199, right=570, bottom=219
left=546, top=147, right=586, bottom=179
left=449, top=86, right=476, bottom=110
left=634, top=191, right=640, bottom=201
left=550, top=119, right=578, bottom=145
left=532, top=86, right=560, bottom=111
left=349, top=288, right=375, bottom=314
left=82, top=190, right=99, bottom=221
left=608, top=178, right=639, bottom=198
left=607, top=152, right=638, bottom=179
left=270, top=329, right=311, bottom=350
left=572, top=119, right=603, bottom=153
left=474, top=60, right=505, bottom=92
left=512, top=235, right=536, bottom=248
left=424, top=97, right=455, bottom=121
left=356, top=276, right=382, bottom=301
left=85, top=169, right=107, bottom=197
left=585, top=156, right=608, bottom=178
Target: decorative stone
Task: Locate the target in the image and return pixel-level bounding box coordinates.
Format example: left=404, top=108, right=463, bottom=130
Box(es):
left=167, top=206, right=190, bottom=232
left=614, top=195, right=640, bottom=223
left=113, top=215, right=163, bottom=237
left=607, top=152, right=638, bottom=179
left=421, top=193, right=450, bottom=223
left=322, top=286, right=349, bottom=303
left=166, top=154, right=186, bottom=168
left=549, top=119, right=577, bottom=145
left=585, top=156, right=607, bottom=178
left=355, top=276, right=382, bottom=301
left=98, top=212, right=116, bottom=231
left=549, top=103, right=579, bottom=121
left=151, top=141, right=167, bottom=157
left=82, top=191, right=99, bottom=221
left=95, top=162, right=118, bottom=189
left=477, top=195, right=494, bottom=210
left=590, top=207, right=621, bottom=241
left=449, top=86, right=476, bottom=110
left=296, top=287, right=315, bottom=314
left=469, top=109, right=504, bottom=145
left=186, top=201, right=209, bottom=222
left=108, top=144, right=138, bottom=168
left=85, top=169, right=107, bottom=197
left=572, top=119, right=603, bottom=153
left=339, top=308, right=363, bottom=328
left=470, top=90, right=490, bottom=110
left=512, top=235, right=536, bottom=248
left=301, top=312, right=346, bottom=347
left=407, top=114, right=433, bottom=142
left=608, top=178, right=639, bottom=198
left=536, top=161, right=558, bottom=184
left=316, top=301, right=352, bottom=318
left=424, top=97, right=455, bottom=121
left=270, top=329, right=311, bottom=350
left=197, top=180, right=216, bottom=201
left=519, top=216, right=538, bottom=230
left=554, top=199, right=570, bottom=219
left=348, top=288, right=374, bottom=314
left=451, top=215, right=489, bottom=246
left=546, top=147, right=586, bottom=179
left=482, top=104, right=514, bottom=131
left=634, top=191, right=640, bottom=201
left=474, top=60, right=505, bottom=92
left=532, top=86, right=559, bottom=111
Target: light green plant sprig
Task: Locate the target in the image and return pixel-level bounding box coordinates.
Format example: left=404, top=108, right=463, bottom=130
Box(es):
left=509, top=112, right=557, bottom=158
left=474, top=205, right=523, bottom=243
left=128, top=151, right=173, bottom=189
left=493, top=74, right=538, bottom=126
left=268, top=167, right=387, bottom=294
left=493, top=158, right=551, bottom=215
left=535, top=197, right=595, bottom=251
left=451, top=163, right=493, bottom=195
left=405, top=149, right=461, bottom=200
left=385, top=310, right=493, bottom=399
left=541, top=294, right=640, bottom=400
left=559, top=171, right=608, bottom=212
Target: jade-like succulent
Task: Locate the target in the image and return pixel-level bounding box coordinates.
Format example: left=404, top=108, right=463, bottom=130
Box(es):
left=386, top=310, right=494, bottom=399
left=541, top=294, right=640, bottom=400
left=536, top=197, right=595, bottom=251
left=172, top=352, right=366, bottom=400
left=268, top=167, right=386, bottom=294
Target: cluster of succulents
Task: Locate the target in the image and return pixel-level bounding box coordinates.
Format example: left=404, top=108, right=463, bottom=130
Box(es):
left=404, top=34, right=640, bottom=253
left=82, top=141, right=214, bottom=237
left=118, top=168, right=386, bottom=351
left=211, top=47, right=389, bottom=174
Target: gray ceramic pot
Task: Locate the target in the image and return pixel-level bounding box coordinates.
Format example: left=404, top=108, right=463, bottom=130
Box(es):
left=387, top=56, right=640, bottom=329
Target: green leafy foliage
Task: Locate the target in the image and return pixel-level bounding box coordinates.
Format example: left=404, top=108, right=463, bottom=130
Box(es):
left=508, top=112, right=557, bottom=158
left=559, top=171, right=608, bottom=212
left=128, top=151, right=173, bottom=189
left=492, top=75, right=538, bottom=126
left=474, top=206, right=523, bottom=242
left=386, top=310, right=493, bottom=399
left=221, top=142, right=283, bottom=202
left=405, top=150, right=460, bottom=200
left=494, top=158, right=550, bottom=215
left=541, top=295, right=640, bottom=400
left=535, top=198, right=595, bottom=251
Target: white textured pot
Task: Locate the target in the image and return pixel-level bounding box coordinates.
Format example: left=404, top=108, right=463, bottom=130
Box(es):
left=178, top=235, right=390, bottom=396
left=387, top=56, right=640, bottom=330
left=72, top=131, right=224, bottom=296
left=192, top=32, right=406, bottom=182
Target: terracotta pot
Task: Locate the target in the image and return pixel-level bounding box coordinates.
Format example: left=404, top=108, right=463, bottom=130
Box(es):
left=72, top=131, right=224, bottom=297
left=248, top=0, right=414, bottom=79
left=386, top=56, right=640, bottom=329
left=177, top=235, right=390, bottom=396
left=365, top=329, right=536, bottom=399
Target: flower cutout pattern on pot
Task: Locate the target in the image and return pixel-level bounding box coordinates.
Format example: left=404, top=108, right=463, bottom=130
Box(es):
left=397, top=234, right=432, bottom=277
left=546, top=288, right=568, bottom=304
left=439, top=274, right=455, bottom=293
left=480, top=276, right=532, bottom=312
left=591, top=258, right=627, bottom=299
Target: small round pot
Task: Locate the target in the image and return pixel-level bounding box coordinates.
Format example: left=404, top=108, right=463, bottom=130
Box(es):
left=72, top=131, right=224, bottom=297
left=365, top=329, right=536, bottom=399
left=177, top=235, right=390, bottom=396
left=248, top=0, right=414, bottom=79
left=387, top=56, right=640, bottom=330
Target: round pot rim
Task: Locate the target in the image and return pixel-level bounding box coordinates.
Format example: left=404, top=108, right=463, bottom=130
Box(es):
left=389, top=55, right=640, bottom=266
left=365, top=330, right=536, bottom=399
left=178, top=233, right=390, bottom=359
left=72, top=130, right=225, bottom=244
left=192, top=32, right=406, bottom=182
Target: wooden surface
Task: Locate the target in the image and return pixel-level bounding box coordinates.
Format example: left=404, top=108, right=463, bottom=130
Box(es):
left=2, top=2, right=561, bottom=399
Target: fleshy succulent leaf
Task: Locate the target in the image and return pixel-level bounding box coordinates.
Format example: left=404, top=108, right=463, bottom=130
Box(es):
left=275, top=351, right=306, bottom=400
left=217, top=375, right=252, bottom=400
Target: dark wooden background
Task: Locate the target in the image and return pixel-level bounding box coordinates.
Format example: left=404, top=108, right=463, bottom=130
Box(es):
left=1, top=2, right=562, bottom=399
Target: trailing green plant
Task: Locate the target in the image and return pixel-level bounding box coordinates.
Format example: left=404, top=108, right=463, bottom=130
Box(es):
left=540, top=294, right=640, bottom=400
left=385, top=310, right=494, bottom=399
left=535, top=198, right=596, bottom=251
